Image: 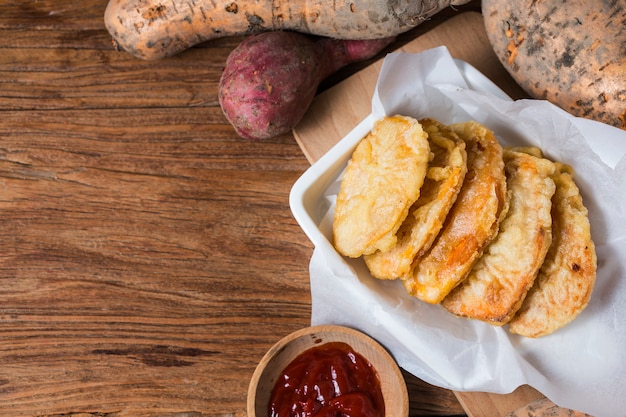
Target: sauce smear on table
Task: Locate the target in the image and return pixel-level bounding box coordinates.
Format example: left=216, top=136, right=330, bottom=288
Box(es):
left=269, top=341, right=384, bottom=417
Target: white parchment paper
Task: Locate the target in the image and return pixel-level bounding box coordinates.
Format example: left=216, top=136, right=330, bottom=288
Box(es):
left=308, top=47, right=626, bottom=417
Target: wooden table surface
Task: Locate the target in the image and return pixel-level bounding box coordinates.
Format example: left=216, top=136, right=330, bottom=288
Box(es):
left=0, top=1, right=482, bottom=416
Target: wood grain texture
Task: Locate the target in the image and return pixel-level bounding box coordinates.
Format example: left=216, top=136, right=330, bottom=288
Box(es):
left=0, top=0, right=472, bottom=416
left=455, top=386, right=544, bottom=417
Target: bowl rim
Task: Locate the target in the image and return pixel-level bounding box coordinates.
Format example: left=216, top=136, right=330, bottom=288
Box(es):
left=247, top=324, right=409, bottom=417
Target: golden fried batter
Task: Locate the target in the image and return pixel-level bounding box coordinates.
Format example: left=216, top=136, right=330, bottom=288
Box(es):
left=403, top=121, right=507, bottom=303
left=509, top=162, right=597, bottom=337
left=333, top=115, right=430, bottom=258
left=364, top=118, right=467, bottom=280
left=441, top=149, right=556, bottom=325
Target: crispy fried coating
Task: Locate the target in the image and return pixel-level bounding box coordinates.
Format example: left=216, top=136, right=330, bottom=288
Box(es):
left=364, top=118, right=467, bottom=280
left=332, top=115, right=430, bottom=258
left=403, top=121, right=507, bottom=303
left=508, top=162, right=597, bottom=337
left=441, top=149, right=556, bottom=325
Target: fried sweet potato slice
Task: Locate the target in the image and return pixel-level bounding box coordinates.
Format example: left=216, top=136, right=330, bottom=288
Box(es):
left=441, top=149, right=556, bottom=325
left=403, top=121, right=507, bottom=303
left=364, top=118, right=467, bottom=280
left=333, top=115, right=430, bottom=258
left=508, top=162, right=597, bottom=337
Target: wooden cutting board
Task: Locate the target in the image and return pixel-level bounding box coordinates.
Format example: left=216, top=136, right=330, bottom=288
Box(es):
left=292, top=11, right=581, bottom=417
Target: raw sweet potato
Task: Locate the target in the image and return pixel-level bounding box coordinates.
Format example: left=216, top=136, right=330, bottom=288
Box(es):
left=483, top=0, right=626, bottom=129
left=505, top=398, right=593, bottom=417
left=218, top=31, right=394, bottom=140
left=104, top=0, right=471, bottom=60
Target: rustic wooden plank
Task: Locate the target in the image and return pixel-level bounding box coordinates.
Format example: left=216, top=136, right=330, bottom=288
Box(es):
left=0, top=47, right=233, bottom=111
left=0, top=107, right=307, bottom=166
left=0, top=28, right=114, bottom=50
left=404, top=371, right=466, bottom=416
left=0, top=1, right=105, bottom=30
left=0, top=109, right=313, bottom=416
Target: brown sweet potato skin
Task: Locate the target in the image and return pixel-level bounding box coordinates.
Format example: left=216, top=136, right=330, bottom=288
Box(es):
left=483, top=0, right=626, bottom=129
left=505, top=397, right=593, bottom=417
left=104, top=0, right=471, bottom=60
left=218, top=32, right=394, bottom=140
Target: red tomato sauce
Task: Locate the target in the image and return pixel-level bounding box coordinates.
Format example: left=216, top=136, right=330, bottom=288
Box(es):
left=268, top=341, right=385, bottom=417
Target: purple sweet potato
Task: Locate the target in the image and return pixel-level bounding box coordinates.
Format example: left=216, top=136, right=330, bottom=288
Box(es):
left=218, top=31, right=394, bottom=140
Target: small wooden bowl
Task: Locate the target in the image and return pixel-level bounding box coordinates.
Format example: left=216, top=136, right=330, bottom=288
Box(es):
left=247, top=324, right=409, bottom=417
